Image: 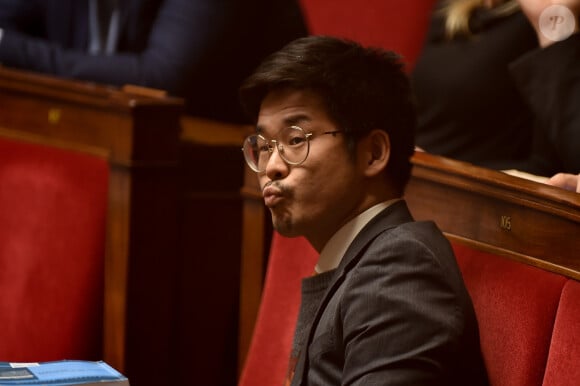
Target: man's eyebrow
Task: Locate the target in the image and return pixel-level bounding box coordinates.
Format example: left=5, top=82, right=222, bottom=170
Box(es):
left=283, top=113, right=310, bottom=127
left=255, top=113, right=312, bottom=134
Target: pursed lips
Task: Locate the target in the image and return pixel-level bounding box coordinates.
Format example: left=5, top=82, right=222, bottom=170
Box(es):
left=262, top=181, right=284, bottom=207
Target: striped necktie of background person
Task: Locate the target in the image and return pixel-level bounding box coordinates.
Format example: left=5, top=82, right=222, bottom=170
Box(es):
left=88, top=0, right=120, bottom=55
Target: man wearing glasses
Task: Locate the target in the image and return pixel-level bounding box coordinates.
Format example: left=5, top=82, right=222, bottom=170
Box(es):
left=239, top=36, right=489, bottom=386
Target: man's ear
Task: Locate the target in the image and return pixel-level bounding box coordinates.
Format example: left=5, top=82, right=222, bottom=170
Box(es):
left=358, top=129, right=390, bottom=177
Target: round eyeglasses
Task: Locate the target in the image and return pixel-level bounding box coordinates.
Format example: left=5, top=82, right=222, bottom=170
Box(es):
left=242, top=125, right=342, bottom=172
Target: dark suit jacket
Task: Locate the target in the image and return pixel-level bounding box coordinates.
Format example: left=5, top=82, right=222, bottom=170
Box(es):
left=511, top=32, right=580, bottom=175
left=0, top=0, right=307, bottom=122
left=292, top=201, right=489, bottom=385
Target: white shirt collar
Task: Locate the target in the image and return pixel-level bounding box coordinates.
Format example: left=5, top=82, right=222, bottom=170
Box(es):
left=314, top=199, right=401, bottom=273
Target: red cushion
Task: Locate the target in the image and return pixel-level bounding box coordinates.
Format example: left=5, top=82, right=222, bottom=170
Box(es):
left=453, top=244, right=566, bottom=386
left=542, top=279, right=580, bottom=386
left=238, top=233, right=318, bottom=386
left=298, top=0, right=437, bottom=70
left=0, top=138, right=109, bottom=361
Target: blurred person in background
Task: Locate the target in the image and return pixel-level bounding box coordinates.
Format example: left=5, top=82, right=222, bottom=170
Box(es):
left=0, top=0, right=307, bottom=123
left=412, top=0, right=580, bottom=192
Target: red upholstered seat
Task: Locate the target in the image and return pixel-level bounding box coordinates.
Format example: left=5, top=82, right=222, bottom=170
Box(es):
left=542, top=279, right=580, bottom=386
left=238, top=233, right=317, bottom=386
left=0, top=138, right=109, bottom=361
left=299, top=0, right=437, bottom=71
left=453, top=243, right=567, bottom=386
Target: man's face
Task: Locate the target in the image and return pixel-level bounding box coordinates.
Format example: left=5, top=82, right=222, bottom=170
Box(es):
left=256, top=88, right=366, bottom=251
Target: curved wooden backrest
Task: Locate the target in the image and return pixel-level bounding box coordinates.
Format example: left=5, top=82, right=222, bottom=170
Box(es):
left=406, top=152, right=580, bottom=278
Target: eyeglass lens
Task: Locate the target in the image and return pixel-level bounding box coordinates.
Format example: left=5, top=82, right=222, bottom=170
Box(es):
left=243, top=126, right=310, bottom=172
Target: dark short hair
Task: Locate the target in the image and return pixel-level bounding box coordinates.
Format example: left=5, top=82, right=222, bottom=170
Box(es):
left=239, top=35, right=416, bottom=194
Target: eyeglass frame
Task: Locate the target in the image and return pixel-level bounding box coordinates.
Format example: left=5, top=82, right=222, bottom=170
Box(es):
left=242, top=125, right=342, bottom=172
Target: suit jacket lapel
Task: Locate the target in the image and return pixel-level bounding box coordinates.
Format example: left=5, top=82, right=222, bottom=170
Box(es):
left=292, top=200, right=415, bottom=385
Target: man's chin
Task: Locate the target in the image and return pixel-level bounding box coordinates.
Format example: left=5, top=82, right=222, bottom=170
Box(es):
left=273, top=229, right=302, bottom=238
left=271, top=216, right=300, bottom=238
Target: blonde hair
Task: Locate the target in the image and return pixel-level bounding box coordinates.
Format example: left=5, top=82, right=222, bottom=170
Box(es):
left=441, top=0, right=520, bottom=38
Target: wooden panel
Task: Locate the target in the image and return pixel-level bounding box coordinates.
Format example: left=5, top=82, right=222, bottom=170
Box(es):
left=0, top=66, right=183, bottom=386
left=180, top=117, right=275, bottom=377
left=406, top=152, right=580, bottom=279
left=238, top=165, right=271, bottom=372
left=178, top=115, right=256, bottom=385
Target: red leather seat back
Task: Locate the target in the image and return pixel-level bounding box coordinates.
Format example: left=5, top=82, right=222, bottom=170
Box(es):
left=541, top=279, right=580, bottom=386
left=454, top=243, right=566, bottom=386
left=0, top=138, right=109, bottom=361
left=238, top=233, right=317, bottom=386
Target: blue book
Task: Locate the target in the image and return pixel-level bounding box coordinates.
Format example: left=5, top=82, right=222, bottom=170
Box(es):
left=0, top=361, right=129, bottom=385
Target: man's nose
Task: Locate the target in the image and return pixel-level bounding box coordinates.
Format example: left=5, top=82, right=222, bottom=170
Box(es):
left=265, top=144, right=289, bottom=178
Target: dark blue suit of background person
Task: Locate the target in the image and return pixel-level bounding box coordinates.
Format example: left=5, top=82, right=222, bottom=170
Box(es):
left=0, top=0, right=307, bottom=123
